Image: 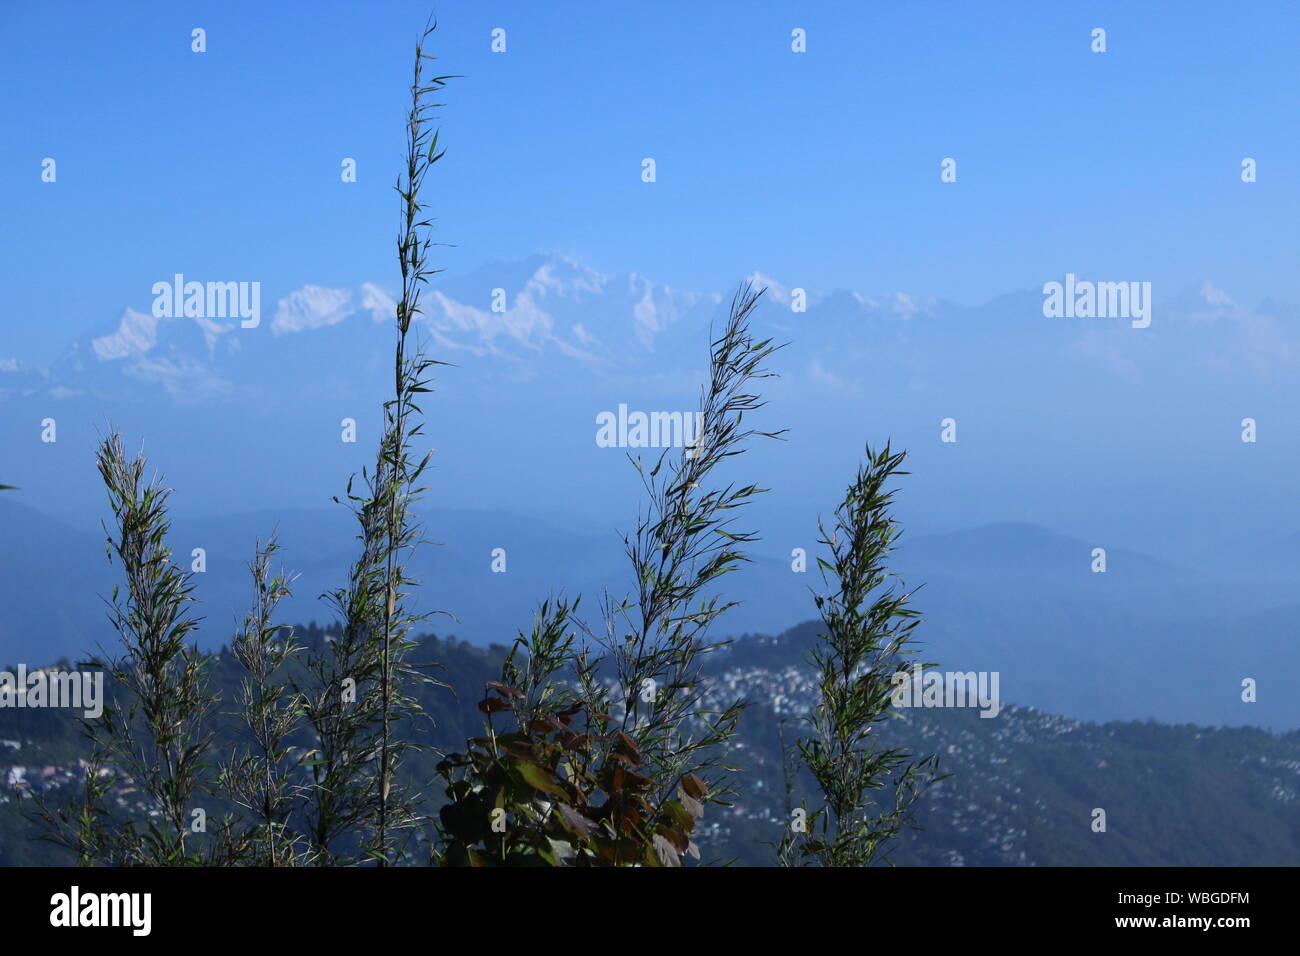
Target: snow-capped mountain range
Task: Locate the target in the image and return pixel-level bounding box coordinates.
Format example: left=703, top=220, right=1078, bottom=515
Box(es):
left=4, top=253, right=1295, bottom=410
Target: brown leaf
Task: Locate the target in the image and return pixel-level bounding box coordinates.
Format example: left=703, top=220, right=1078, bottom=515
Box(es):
left=681, top=774, right=707, bottom=799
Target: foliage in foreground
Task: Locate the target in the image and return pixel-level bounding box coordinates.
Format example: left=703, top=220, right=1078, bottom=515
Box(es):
left=434, top=284, right=781, bottom=865
left=781, top=443, right=942, bottom=867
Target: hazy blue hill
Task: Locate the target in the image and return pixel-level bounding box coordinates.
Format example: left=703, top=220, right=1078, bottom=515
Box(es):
left=895, top=521, right=1225, bottom=619
left=0, top=499, right=112, bottom=665
left=0, top=495, right=812, bottom=662
left=5, top=497, right=1299, bottom=727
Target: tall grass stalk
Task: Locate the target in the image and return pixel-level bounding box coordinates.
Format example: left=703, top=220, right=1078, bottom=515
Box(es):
left=88, top=434, right=216, bottom=864
left=301, top=18, right=450, bottom=865
left=218, top=535, right=306, bottom=866
left=599, top=283, right=784, bottom=809
left=784, top=443, right=941, bottom=866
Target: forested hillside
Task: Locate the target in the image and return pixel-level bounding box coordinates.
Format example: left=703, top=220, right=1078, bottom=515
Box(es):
left=4, top=623, right=1297, bottom=866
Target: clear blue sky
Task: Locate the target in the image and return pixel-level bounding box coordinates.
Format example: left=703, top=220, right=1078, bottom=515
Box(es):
left=2, top=0, right=1297, bottom=364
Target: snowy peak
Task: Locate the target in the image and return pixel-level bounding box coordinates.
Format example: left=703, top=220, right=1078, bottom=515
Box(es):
left=5, top=254, right=1298, bottom=404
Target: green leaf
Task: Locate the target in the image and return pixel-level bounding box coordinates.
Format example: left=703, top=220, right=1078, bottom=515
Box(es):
left=514, top=759, right=563, bottom=795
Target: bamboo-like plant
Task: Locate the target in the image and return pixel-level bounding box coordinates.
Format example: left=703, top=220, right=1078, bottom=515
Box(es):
left=598, top=283, right=784, bottom=810
left=84, top=434, right=217, bottom=864
left=498, top=595, right=586, bottom=730
left=299, top=18, right=450, bottom=866
left=783, top=443, right=941, bottom=867
left=217, top=535, right=306, bottom=866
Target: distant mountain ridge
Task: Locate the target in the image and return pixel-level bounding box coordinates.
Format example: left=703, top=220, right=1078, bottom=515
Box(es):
left=4, top=253, right=1295, bottom=404
left=4, top=497, right=1300, bottom=729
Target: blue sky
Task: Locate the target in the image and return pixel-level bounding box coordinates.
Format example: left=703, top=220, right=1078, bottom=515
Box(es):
left=3, top=0, right=1298, bottom=365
